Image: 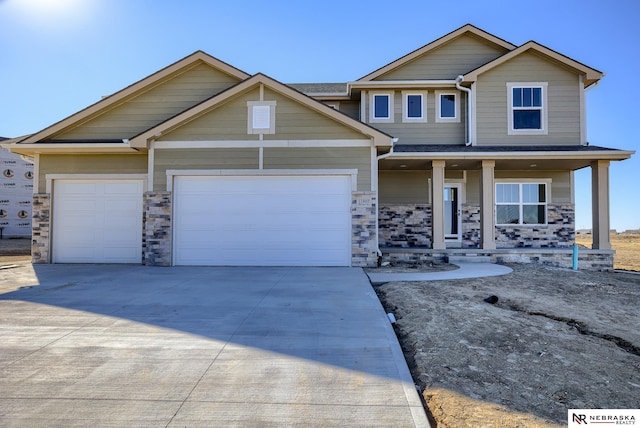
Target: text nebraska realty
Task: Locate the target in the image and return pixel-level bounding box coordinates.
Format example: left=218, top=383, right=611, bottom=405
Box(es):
left=573, top=413, right=636, bottom=425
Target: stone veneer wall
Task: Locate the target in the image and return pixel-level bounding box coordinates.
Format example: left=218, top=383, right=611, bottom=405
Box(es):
left=143, top=191, right=172, bottom=266
left=31, top=193, right=50, bottom=264
left=378, top=204, right=431, bottom=248
left=461, top=204, right=481, bottom=248
left=351, top=192, right=378, bottom=267
left=495, top=204, right=575, bottom=249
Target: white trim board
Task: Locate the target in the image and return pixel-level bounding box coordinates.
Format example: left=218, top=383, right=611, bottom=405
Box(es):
left=165, top=169, right=359, bottom=192
left=45, top=174, right=148, bottom=194
left=153, top=139, right=372, bottom=149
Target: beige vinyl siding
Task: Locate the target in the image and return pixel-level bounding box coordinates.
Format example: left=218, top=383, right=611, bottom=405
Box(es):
left=153, top=148, right=258, bottom=191
left=160, top=87, right=366, bottom=141
left=264, top=147, right=371, bottom=191
left=54, top=64, right=242, bottom=140
left=476, top=52, right=582, bottom=146
left=379, top=170, right=431, bottom=204
left=494, top=170, right=572, bottom=203
left=365, top=90, right=466, bottom=145
left=334, top=100, right=360, bottom=121
left=39, top=154, right=147, bottom=190
left=263, top=89, right=366, bottom=140
left=465, top=170, right=481, bottom=205
left=377, top=35, right=508, bottom=80
left=378, top=169, right=571, bottom=206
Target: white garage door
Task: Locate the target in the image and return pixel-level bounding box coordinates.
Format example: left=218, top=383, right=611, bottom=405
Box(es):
left=173, top=175, right=352, bottom=266
left=52, top=180, right=143, bottom=263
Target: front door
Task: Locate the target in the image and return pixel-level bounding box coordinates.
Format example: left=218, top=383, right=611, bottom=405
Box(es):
left=444, top=184, right=462, bottom=244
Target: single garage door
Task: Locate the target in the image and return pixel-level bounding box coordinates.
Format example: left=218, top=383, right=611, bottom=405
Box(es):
left=52, top=180, right=143, bottom=263
left=173, top=175, right=352, bottom=266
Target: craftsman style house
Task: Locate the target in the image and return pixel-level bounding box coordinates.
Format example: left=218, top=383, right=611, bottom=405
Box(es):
left=7, top=25, right=633, bottom=269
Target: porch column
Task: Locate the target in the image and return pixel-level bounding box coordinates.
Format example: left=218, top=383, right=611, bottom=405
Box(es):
left=431, top=160, right=446, bottom=250
left=591, top=160, right=611, bottom=250
left=480, top=160, right=496, bottom=249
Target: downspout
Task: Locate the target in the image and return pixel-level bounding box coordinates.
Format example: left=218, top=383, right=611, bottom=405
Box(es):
left=456, top=75, right=472, bottom=146
left=375, top=137, right=399, bottom=259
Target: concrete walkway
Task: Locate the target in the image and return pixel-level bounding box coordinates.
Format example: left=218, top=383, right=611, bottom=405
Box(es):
left=0, top=264, right=428, bottom=427
left=367, top=262, right=513, bottom=284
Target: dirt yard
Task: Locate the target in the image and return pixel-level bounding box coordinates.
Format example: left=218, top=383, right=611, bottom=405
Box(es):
left=0, top=238, right=31, bottom=263
left=374, top=264, right=640, bottom=427
left=576, top=233, right=640, bottom=271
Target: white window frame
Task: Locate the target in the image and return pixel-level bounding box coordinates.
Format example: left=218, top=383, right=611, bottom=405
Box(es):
left=435, top=91, right=460, bottom=123
left=247, top=100, right=277, bottom=134
left=369, top=92, right=394, bottom=123
left=402, top=91, right=427, bottom=123
left=507, top=82, right=548, bottom=135
left=495, top=180, right=550, bottom=226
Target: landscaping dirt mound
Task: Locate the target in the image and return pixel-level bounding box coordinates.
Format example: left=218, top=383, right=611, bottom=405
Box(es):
left=375, top=264, right=640, bottom=427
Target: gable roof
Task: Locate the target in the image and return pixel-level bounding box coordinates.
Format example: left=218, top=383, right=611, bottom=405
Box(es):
left=129, top=73, right=393, bottom=148
left=357, top=24, right=516, bottom=81
left=463, top=41, right=604, bottom=87
left=16, top=51, right=250, bottom=146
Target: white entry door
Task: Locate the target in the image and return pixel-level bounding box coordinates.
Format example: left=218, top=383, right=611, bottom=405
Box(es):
left=52, top=180, right=143, bottom=263
left=173, top=175, right=352, bottom=266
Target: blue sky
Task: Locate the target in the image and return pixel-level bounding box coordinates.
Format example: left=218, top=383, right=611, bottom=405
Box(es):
left=1, top=0, right=638, bottom=231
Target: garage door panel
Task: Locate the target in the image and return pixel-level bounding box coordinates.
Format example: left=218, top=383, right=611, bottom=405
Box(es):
left=174, top=175, right=351, bottom=266
left=53, top=180, right=143, bottom=264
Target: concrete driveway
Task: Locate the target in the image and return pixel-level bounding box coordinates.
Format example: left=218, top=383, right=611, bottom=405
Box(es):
left=0, top=264, right=428, bottom=427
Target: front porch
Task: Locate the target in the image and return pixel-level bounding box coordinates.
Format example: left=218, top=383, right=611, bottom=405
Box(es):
left=376, top=145, right=633, bottom=265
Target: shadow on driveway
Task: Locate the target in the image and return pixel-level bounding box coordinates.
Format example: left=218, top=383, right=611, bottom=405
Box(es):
left=0, top=264, right=428, bottom=427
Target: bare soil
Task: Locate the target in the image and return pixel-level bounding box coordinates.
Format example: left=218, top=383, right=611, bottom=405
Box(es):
left=0, top=238, right=31, bottom=263
left=374, top=264, right=640, bottom=427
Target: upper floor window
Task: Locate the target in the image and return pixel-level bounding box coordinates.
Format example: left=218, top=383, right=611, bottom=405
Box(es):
left=496, top=182, right=548, bottom=225
left=369, top=92, right=394, bottom=123
left=507, top=82, right=548, bottom=135
left=402, top=91, right=427, bottom=123
left=435, top=91, right=460, bottom=123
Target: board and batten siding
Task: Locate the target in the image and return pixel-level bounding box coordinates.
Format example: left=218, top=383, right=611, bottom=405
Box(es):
left=475, top=52, right=582, bottom=146
left=263, top=147, right=371, bottom=191
left=364, top=90, right=466, bottom=145
left=153, top=148, right=259, bottom=191
left=38, top=154, right=147, bottom=191
left=54, top=64, right=242, bottom=140
left=376, top=35, right=508, bottom=80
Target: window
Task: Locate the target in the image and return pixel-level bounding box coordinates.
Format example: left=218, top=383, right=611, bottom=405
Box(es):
left=496, top=182, right=547, bottom=225
left=247, top=101, right=276, bottom=134
left=402, top=91, right=427, bottom=123
left=507, top=82, right=547, bottom=135
left=369, top=92, right=394, bottom=123
left=435, top=91, right=460, bottom=123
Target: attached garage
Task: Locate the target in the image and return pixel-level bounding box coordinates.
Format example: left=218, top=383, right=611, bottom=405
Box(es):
left=173, top=174, right=352, bottom=266
left=52, top=180, right=143, bottom=263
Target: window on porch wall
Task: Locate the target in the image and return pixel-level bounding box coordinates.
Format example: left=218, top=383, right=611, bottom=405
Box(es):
left=496, top=183, right=547, bottom=225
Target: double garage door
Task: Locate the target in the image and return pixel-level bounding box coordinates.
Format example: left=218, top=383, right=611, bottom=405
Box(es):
left=52, top=175, right=352, bottom=266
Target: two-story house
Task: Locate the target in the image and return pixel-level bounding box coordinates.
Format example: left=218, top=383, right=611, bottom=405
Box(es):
left=7, top=24, right=633, bottom=269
